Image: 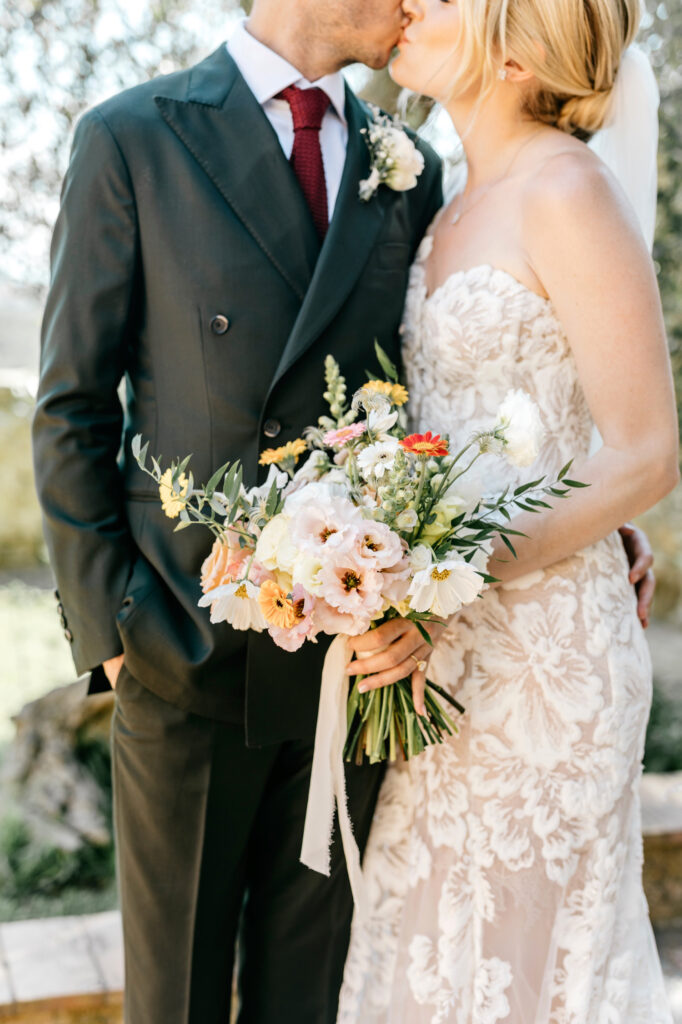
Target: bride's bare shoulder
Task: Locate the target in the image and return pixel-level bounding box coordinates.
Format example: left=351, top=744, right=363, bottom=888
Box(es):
left=522, top=137, right=638, bottom=238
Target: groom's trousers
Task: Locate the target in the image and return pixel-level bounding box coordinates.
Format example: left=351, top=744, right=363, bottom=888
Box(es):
left=110, top=663, right=384, bottom=1024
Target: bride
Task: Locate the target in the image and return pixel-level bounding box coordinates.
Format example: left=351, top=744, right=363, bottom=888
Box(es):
left=337, top=0, right=679, bottom=1020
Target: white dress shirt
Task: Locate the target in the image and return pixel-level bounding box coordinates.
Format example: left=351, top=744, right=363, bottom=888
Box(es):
left=227, top=20, right=348, bottom=220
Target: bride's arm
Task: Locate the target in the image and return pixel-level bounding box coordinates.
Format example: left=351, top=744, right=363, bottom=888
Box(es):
left=345, top=151, right=677, bottom=706
left=487, top=151, right=679, bottom=583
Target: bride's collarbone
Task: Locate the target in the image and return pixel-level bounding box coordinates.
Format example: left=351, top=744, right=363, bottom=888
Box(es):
left=423, top=245, right=549, bottom=303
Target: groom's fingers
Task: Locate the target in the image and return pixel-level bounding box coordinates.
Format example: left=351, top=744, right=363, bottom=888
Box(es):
left=636, top=569, right=656, bottom=628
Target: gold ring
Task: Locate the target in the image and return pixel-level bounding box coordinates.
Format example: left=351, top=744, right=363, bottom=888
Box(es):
left=410, top=655, right=427, bottom=673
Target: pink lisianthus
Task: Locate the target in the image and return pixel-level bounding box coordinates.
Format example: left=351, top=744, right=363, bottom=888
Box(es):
left=268, top=585, right=318, bottom=652
left=288, top=493, right=364, bottom=558
left=246, top=560, right=275, bottom=587
left=318, top=554, right=384, bottom=626
left=350, top=521, right=405, bottom=570
left=380, top=554, right=412, bottom=604
left=313, top=599, right=372, bottom=638
left=323, top=422, right=366, bottom=448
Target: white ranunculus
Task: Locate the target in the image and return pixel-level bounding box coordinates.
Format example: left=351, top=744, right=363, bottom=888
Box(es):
left=496, top=389, right=545, bottom=467
left=292, top=551, right=324, bottom=594
left=254, top=513, right=296, bottom=573
left=198, top=580, right=267, bottom=631
left=408, top=544, right=433, bottom=573
left=357, top=439, right=401, bottom=481
left=407, top=558, right=485, bottom=617
left=383, top=128, right=425, bottom=191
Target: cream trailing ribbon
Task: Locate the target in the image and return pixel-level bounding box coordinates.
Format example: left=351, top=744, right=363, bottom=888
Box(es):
left=300, top=634, right=367, bottom=911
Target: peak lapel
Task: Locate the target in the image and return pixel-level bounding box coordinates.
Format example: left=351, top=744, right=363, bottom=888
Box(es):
left=269, top=89, right=387, bottom=388
left=154, top=46, right=319, bottom=301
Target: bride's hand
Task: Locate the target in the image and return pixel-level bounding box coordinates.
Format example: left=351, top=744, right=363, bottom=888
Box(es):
left=345, top=617, right=448, bottom=717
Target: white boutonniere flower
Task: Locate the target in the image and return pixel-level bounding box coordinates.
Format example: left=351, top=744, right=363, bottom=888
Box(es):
left=359, top=105, right=425, bottom=202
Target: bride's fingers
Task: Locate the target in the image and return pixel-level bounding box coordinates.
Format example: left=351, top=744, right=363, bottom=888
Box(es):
left=347, top=617, right=412, bottom=656
left=346, top=626, right=423, bottom=676
left=356, top=643, right=431, bottom=692
left=411, top=670, right=426, bottom=718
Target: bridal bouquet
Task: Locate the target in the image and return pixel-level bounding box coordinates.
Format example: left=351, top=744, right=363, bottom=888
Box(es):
left=133, top=345, right=584, bottom=765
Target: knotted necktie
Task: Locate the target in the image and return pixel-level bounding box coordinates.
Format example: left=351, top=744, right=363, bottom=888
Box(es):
left=277, top=84, right=331, bottom=240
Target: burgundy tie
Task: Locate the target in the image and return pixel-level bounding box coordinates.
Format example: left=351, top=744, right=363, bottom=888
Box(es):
left=277, top=85, right=331, bottom=241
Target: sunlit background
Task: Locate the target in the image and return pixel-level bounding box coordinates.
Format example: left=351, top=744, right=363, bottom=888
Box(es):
left=0, top=1, right=680, bottom=1019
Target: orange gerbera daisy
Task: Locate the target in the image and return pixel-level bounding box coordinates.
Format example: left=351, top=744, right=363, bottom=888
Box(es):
left=258, top=579, right=297, bottom=629
left=259, top=438, right=307, bottom=467
left=400, top=432, right=449, bottom=457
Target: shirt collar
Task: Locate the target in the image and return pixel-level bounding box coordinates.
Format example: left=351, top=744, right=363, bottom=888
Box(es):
left=227, top=19, right=347, bottom=125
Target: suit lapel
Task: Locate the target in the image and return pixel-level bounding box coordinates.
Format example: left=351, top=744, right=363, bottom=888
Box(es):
left=269, top=89, right=388, bottom=388
left=154, top=46, right=319, bottom=301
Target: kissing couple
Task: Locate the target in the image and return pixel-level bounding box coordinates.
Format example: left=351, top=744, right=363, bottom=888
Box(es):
left=33, top=0, right=679, bottom=1021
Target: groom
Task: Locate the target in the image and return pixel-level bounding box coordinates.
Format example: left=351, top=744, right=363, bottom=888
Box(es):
left=32, top=2, right=442, bottom=1022
left=32, top=0, right=655, bottom=1021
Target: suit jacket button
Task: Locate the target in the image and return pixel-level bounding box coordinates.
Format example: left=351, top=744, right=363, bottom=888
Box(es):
left=263, top=419, right=281, bottom=439
left=210, top=315, right=230, bottom=336
left=64, top=629, right=73, bottom=643
left=122, top=596, right=134, bottom=609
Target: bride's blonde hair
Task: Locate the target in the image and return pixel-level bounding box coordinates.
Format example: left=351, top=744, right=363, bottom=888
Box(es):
left=449, top=0, right=640, bottom=140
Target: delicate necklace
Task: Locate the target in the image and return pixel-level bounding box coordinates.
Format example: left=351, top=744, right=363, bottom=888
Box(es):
left=450, top=130, right=543, bottom=226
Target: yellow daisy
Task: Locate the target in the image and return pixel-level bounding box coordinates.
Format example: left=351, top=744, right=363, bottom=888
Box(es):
left=364, top=379, right=409, bottom=407
left=159, top=468, right=189, bottom=519
left=259, top=438, right=307, bottom=466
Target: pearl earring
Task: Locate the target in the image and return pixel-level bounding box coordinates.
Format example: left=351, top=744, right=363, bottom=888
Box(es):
left=498, top=67, right=508, bottom=81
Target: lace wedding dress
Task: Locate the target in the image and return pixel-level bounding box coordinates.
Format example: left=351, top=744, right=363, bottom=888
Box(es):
left=337, top=238, right=671, bottom=1024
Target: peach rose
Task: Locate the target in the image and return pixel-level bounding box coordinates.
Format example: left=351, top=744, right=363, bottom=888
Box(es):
left=200, top=534, right=249, bottom=594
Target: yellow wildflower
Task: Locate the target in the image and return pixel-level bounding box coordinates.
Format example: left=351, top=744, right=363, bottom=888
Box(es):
left=159, top=468, right=189, bottom=519
left=364, top=379, right=409, bottom=407
left=259, top=438, right=307, bottom=466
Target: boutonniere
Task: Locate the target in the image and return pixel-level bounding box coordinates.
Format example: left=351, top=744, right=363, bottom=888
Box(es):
left=358, top=105, right=425, bottom=202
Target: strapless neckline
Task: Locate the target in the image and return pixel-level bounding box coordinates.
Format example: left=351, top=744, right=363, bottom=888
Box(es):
left=417, top=261, right=555, bottom=312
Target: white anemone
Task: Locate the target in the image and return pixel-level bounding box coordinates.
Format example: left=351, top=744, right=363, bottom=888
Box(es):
left=198, top=580, right=267, bottom=631
left=407, top=558, right=485, bottom=617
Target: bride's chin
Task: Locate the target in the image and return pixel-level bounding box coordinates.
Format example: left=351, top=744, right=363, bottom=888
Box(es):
left=388, top=52, right=417, bottom=91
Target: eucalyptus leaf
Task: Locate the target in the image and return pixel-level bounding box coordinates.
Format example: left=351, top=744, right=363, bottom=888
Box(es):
left=206, top=460, right=231, bottom=497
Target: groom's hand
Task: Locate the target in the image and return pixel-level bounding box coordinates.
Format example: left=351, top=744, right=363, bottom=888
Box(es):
left=619, top=523, right=655, bottom=629
left=345, top=618, right=448, bottom=717
left=103, top=654, right=124, bottom=690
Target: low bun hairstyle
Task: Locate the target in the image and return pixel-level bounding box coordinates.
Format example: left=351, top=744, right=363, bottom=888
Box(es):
left=448, top=0, right=641, bottom=141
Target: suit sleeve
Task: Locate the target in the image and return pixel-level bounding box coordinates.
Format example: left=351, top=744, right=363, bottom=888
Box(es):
left=32, top=108, right=139, bottom=676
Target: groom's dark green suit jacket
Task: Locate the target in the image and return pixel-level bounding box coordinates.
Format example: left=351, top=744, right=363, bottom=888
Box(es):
left=33, top=46, right=443, bottom=746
